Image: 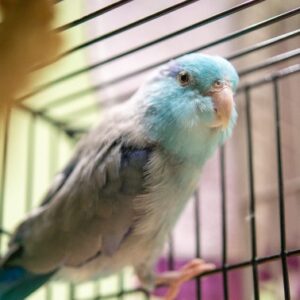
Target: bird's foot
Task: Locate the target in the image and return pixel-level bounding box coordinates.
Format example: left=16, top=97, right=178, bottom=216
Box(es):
left=156, top=259, right=215, bottom=300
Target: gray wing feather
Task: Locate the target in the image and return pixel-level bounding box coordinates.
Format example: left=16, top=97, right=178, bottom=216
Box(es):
left=4, top=130, right=153, bottom=273
left=40, top=157, right=78, bottom=207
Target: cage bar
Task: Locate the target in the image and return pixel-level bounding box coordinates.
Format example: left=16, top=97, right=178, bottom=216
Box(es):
left=272, top=78, right=291, bottom=300
left=220, top=146, right=229, bottom=300
left=194, top=191, right=202, bottom=300
left=25, top=114, right=36, bottom=212
left=245, top=87, right=260, bottom=300
left=18, top=0, right=268, bottom=103
left=24, top=6, right=299, bottom=111
left=59, top=0, right=202, bottom=57
left=0, top=108, right=11, bottom=250
left=56, top=0, right=135, bottom=32
left=227, top=29, right=300, bottom=61
left=168, top=235, right=175, bottom=271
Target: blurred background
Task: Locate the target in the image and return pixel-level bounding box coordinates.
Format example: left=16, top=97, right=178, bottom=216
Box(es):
left=0, top=0, right=299, bottom=299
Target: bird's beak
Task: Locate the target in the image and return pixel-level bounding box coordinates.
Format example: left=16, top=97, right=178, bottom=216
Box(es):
left=209, top=84, right=234, bottom=130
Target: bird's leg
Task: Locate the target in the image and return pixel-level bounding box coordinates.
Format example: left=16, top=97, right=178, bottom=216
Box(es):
left=155, top=259, right=215, bottom=300
left=136, top=257, right=214, bottom=300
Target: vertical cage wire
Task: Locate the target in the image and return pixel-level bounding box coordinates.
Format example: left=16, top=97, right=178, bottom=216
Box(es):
left=25, top=114, right=36, bottom=213
left=273, top=78, right=291, bottom=300
left=194, top=191, right=202, bottom=300
left=220, top=146, right=229, bottom=300
left=0, top=108, right=11, bottom=250
left=245, top=87, right=260, bottom=300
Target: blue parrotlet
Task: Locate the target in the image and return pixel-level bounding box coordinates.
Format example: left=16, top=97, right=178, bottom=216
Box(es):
left=0, top=53, right=238, bottom=300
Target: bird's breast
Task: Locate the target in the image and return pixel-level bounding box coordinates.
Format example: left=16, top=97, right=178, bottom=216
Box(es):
left=132, top=155, right=201, bottom=239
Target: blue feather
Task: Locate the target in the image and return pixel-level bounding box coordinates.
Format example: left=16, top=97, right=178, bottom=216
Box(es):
left=142, top=53, right=239, bottom=163
left=0, top=266, right=53, bottom=300
left=121, top=146, right=151, bottom=169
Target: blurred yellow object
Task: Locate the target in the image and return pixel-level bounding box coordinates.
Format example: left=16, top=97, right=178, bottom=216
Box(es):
left=0, top=0, right=62, bottom=114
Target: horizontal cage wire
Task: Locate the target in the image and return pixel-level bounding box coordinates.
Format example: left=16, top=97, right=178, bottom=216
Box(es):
left=0, top=0, right=299, bottom=300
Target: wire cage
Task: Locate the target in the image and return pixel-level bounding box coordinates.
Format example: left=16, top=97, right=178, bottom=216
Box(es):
left=0, top=0, right=299, bottom=299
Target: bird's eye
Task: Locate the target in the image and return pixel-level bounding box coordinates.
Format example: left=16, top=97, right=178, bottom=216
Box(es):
left=177, top=71, right=191, bottom=86
left=214, top=80, right=224, bottom=88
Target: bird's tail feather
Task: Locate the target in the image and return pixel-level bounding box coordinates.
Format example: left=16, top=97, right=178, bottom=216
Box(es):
left=0, top=265, right=54, bottom=300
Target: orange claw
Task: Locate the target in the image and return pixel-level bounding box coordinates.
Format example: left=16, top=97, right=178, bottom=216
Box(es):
left=155, top=258, right=215, bottom=300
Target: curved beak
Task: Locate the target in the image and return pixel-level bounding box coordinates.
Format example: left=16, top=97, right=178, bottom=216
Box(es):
left=209, top=85, right=234, bottom=130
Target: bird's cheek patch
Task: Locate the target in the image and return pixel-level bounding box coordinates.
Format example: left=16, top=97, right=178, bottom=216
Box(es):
left=195, top=97, right=214, bottom=113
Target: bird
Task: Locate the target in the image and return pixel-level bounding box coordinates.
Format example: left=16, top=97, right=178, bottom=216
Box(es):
left=0, top=53, right=239, bottom=300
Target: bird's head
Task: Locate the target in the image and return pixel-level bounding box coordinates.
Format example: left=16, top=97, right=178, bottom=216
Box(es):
left=136, top=53, right=239, bottom=163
